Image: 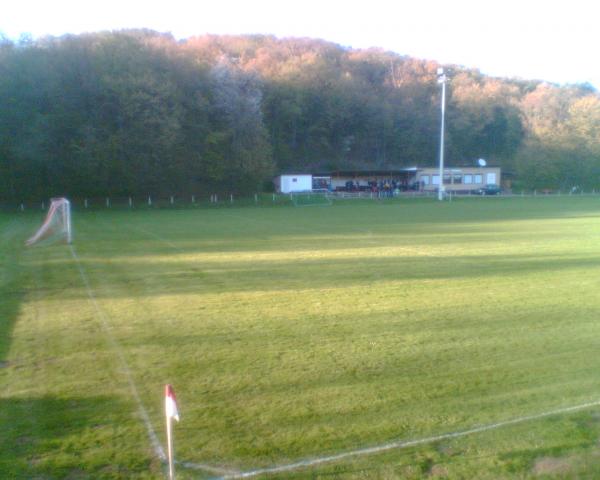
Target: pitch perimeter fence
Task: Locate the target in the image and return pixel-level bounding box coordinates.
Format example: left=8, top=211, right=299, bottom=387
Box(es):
left=2, top=189, right=598, bottom=213
left=3, top=191, right=425, bottom=212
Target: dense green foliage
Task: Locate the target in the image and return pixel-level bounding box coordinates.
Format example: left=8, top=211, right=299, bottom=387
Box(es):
left=5, top=198, right=600, bottom=478
left=1, top=30, right=599, bottom=201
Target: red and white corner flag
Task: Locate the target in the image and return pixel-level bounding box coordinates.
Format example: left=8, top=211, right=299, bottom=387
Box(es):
left=165, top=384, right=180, bottom=422
left=165, top=384, right=179, bottom=480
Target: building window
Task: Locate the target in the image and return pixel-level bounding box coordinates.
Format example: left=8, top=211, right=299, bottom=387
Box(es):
left=443, top=174, right=452, bottom=185
left=432, top=175, right=440, bottom=185
left=453, top=174, right=462, bottom=184
left=474, top=174, right=483, bottom=184
left=464, top=174, right=473, bottom=184
left=421, top=175, right=430, bottom=185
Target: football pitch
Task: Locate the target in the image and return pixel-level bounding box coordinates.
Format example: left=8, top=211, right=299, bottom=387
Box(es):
left=4, top=196, right=600, bottom=478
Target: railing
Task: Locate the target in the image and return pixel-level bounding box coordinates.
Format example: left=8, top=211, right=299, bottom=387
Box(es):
left=3, top=188, right=599, bottom=212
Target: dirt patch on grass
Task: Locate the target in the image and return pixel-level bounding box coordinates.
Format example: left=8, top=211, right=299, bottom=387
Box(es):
left=429, top=464, right=448, bottom=477
left=532, top=457, right=572, bottom=476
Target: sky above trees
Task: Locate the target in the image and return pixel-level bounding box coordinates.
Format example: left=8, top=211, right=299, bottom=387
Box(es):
left=1, top=0, right=599, bottom=89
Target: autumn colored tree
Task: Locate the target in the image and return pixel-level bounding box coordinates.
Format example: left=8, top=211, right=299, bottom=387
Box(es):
left=0, top=30, right=598, bottom=202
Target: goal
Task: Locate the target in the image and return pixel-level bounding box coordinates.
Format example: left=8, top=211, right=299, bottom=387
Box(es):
left=290, top=192, right=332, bottom=207
left=26, top=197, right=72, bottom=246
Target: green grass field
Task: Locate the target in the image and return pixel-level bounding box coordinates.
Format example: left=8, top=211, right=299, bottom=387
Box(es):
left=4, top=196, right=600, bottom=479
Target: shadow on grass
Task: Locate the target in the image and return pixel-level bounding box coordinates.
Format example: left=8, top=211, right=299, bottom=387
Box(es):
left=0, top=275, right=23, bottom=366
left=0, top=218, right=28, bottom=364
left=38, top=250, right=600, bottom=300
left=0, top=394, right=159, bottom=478
left=66, top=195, right=600, bottom=257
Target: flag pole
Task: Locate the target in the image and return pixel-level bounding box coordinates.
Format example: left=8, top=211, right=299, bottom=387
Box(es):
left=166, top=410, right=174, bottom=480
left=165, top=384, right=179, bottom=480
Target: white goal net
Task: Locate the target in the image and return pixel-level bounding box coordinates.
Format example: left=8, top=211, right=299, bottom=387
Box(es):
left=26, top=197, right=72, bottom=246
left=290, top=192, right=332, bottom=207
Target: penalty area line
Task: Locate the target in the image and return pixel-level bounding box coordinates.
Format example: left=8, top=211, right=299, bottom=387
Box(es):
left=218, top=398, right=600, bottom=479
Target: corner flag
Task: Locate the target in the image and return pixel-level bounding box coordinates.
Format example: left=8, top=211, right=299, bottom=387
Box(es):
left=165, top=384, right=180, bottom=422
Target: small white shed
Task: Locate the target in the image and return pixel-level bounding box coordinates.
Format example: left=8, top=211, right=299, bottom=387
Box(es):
left=275, top=174, right=313, bottom=194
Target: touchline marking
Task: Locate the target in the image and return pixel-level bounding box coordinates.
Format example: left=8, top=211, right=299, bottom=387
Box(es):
left=217, top=399, right=600, bottom=479
left=122, top=218, right=600, bottom=477
left=70, top=244, right=237, bottom=476
left=70, top=245, right=166, bottom=462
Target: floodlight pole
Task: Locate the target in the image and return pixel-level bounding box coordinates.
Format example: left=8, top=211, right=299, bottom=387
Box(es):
left=437, top=68, right=447, bottom=201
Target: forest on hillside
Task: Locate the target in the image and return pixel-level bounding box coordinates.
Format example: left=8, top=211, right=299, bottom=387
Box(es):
left=1, top=29, right=599, bottom=202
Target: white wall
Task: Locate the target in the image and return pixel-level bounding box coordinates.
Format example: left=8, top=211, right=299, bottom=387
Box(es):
left=279, top=175, right=313, bottom=193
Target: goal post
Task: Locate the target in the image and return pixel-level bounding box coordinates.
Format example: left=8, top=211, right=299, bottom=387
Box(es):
left=26, top=197, right=72, bottom=246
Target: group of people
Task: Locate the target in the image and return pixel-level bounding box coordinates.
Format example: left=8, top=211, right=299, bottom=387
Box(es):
left=342, top=179, right=405, bottom=196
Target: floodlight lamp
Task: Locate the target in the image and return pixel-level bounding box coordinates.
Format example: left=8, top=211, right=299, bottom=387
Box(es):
left=437, top=67, right=444, bottom=75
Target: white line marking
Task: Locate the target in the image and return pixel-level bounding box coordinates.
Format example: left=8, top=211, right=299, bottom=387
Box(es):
left=220, top=399, right=600, bottom=478
left=124, top=215, right=600, bottom=478
left=69, top=245, right=167, bottom=462
left=133, top=225, right=182, bottom=251
left=178, top=460, right=240, bottom=476
left=70, top=239, right=239, bottom=477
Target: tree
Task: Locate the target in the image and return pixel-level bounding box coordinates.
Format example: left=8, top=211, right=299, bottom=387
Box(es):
left=1, top=31, right=599, bottom=201
left=208, top=58, right=273, bottom=192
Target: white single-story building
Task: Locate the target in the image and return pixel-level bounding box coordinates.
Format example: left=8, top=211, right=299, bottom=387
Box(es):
left=274, top=174, right=313, bottom=194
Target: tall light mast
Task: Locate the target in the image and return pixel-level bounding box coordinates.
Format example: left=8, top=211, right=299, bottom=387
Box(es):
left=437, top=68, right=447, bottom=201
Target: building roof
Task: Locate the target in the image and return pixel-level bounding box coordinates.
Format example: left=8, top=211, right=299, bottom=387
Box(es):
left=316, top=168, right=417, bottom=177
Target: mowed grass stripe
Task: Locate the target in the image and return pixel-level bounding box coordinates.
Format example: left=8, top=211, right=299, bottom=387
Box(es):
left=4, top=197, right=600, bottom=478
left=73, top=199, right=600, bottom=465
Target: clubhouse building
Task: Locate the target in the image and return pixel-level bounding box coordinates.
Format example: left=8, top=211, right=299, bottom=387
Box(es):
left=275, top=166, right=502, bottom=194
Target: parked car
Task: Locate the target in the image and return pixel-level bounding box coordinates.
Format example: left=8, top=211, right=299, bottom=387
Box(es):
left=475, top=184, right=502, bottom=195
